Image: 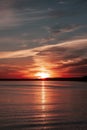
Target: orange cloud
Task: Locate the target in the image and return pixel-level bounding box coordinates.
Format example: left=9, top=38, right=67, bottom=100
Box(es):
left=0, top=39, right=87, bottom=78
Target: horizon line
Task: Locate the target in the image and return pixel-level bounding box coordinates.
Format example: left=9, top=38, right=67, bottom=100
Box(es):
left=0, top=76, right=87, bottom=82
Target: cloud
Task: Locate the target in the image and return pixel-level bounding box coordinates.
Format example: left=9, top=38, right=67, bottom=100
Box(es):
left=0, top=0, right=48, bottom=29
left=0, top=0, right=86, bottom=30
left=0, top=49, right=36, bottom=59
left=0, top=65, right=25, bottom=78
left=0, top=0, right=87, bottom=78
left=48, top=9, right=65, bottom=18
left=0, top=39, right=87, bottom=59
left=0, top=39, right=87, bottom=76
left=0, top=36, right=55, bottom=51
left=30, top=38, right=55, bottom=44
left=0, top=8, right=20, bottom=29
left=48, top=23, right=81, bottom=36
left=0, top=0, right=21, bottom=29
left=0, top=56, right=36, bottom=78
left=34, top=39, right=87, bottom=77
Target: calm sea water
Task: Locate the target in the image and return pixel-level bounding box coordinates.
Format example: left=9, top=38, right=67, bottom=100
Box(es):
left=0, top=81, right=87, bottom=130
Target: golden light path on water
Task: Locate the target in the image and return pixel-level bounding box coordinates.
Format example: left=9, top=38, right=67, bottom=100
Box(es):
left=41, top=80, right=46, bottom=119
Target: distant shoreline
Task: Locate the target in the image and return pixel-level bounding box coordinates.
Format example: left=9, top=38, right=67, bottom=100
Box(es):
left=0, top=76, right=87, bottom=82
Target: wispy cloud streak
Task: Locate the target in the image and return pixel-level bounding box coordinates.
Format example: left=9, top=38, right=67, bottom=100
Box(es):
left=0, top=39, right=87, bottom=59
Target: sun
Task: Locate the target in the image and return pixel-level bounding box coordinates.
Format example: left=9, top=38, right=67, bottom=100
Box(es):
left=35, top=72, right=50, bottom=79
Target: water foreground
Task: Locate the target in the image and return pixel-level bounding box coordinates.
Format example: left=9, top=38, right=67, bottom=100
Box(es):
left=0, top=81, right=87, bottom=130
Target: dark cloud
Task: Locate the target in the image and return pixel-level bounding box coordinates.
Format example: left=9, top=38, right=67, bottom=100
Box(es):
left=60, top=59, right=87, bottom=68
left=48, top=0, right=87, bottom=20
left=48, top=23, right=81, bottom=35
left=37, top=46, right=67, bottom=56
left=0, top=0, right=56, bottom=10
left=48, top=9, right=64, bottom=18
left=36, top=40, right=87, bottom=61
left=35, top=39, right=87, bottom=77
left=63, top=48, right=87, bottom=60
left=66, top=65, right=87, bottom=77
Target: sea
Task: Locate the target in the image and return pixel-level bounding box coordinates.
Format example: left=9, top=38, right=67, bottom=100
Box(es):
left=0, top=81, right=87, bottom=130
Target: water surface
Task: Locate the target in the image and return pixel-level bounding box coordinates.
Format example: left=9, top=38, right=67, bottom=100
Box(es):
left=0, top=81, right=87, bottom=130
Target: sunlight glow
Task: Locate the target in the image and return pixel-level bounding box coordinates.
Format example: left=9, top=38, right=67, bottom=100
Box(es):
left=36, top=72, right=50, bottom=79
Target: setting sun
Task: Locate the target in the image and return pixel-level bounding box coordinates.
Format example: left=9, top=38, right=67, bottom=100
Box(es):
left=35, top=72, right=50, bottom=79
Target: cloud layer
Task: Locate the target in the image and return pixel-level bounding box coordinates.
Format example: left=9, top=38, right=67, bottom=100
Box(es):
left=0, top=0, right=87, bottom=78
left=0, top=39, right=87, bottom=78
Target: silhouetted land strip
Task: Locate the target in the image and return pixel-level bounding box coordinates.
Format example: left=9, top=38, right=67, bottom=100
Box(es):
left=0, top=76, right=87, bottom=82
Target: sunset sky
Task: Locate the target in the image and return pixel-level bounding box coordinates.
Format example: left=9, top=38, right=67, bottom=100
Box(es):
left=0, top=0, right=87, bottom=78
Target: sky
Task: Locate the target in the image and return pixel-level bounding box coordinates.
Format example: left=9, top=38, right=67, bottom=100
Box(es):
left=0, top=0, right=87, bottom=78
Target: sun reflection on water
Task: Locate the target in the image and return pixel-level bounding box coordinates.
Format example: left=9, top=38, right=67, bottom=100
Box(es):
left=41, top=81, right=47, bottom=125
left=41, top=81, right=46, bottom=111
